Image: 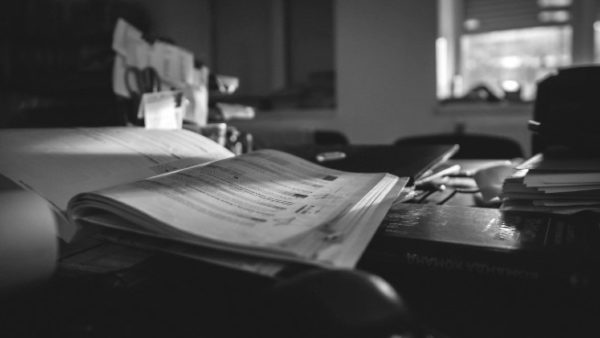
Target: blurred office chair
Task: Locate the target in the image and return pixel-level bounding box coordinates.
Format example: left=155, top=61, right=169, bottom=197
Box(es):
left=395, top=133, right=523, bottom=159
left=531, top=66, right=600, bottom=154
left=314, top=130, right=349, bottom=146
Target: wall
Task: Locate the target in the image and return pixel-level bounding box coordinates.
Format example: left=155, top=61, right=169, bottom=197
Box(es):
left=231, top=0, right=448, bottom=145
left=262, top=0, right=530, bottom=154
left=212, top=0, right=276, bottom=95
left=288, top=0, right=334, bottom=86
left=131, top=0, right=212, bottom=64
left=334, top=0, right=446, bottom=144
left=131, top=0, right=532, bottom=153
left=211, top=0, right=335, bottom=95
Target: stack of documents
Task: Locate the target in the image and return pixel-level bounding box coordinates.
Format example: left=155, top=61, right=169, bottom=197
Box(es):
left=500, top=151, right=600, bottom=214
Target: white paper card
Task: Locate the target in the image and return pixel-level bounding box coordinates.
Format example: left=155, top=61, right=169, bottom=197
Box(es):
left=141, top=91, right=185, bottom=130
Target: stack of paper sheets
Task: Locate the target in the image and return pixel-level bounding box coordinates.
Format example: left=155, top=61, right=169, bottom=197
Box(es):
left=0, top=127, right=407, bottom=275
left=500, top=152, right=600, bottom=214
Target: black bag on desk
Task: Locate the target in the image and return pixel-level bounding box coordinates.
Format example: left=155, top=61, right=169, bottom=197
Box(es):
left=532, top=66, right=600, bottom=153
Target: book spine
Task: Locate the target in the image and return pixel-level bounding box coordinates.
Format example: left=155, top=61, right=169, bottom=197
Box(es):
left=360, top=241, right=585, bottom=289
left=402, top=251, right=540, bottom=280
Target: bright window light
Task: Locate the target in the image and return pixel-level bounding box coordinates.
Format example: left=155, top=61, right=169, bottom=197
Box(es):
left=537, top=0, right=572, bottom=8
left=460, top=26, right=571, bottom=101
left=436, top=37, right=451, bottom=99
left=501, top=80, right=520, bottom=92
left=538, top=10, right=570, bottom=23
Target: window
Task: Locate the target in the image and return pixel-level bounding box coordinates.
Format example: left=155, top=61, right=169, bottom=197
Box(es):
left=594, top=8, right=600, bottom=62
left=461, top=26, right=571, bottom=101
left=438, top=0, right=598, bottom=103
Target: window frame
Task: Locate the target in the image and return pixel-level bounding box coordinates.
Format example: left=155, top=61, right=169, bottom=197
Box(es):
left=437, top=0, right=597, bottom=104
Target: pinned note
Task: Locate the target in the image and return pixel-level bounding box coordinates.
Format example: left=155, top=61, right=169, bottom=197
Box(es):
left=112, top=18, right=143, bottom=56
left=111, top=19, right=196, bottom=97
left=140, top=91, right=187, bottom=130
left=149, top=42, right=195, bottom=87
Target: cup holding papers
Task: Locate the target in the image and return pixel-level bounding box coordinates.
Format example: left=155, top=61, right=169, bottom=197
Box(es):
left=140, top=91, right=186, bottom=130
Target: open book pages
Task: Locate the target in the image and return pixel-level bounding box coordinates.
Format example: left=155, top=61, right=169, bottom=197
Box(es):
left=68, top=150, right=407, bottom=269
left=0, top=127, right=234, bottom=239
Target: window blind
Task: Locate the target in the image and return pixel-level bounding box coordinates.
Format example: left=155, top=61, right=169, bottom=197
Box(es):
left=464, top=0, right=571, bottom=33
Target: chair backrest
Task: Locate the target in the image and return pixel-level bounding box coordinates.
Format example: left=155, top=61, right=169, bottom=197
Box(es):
left=314, top=130, right=349, bottom=146
left=532, top=66, right=600, bottom=153
left=394, top=133, right=523, bottom=159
